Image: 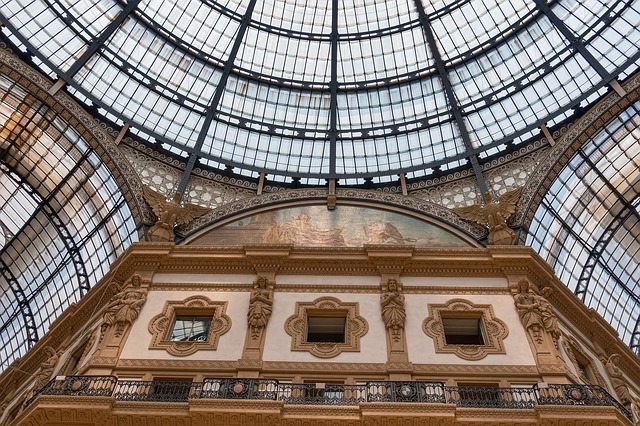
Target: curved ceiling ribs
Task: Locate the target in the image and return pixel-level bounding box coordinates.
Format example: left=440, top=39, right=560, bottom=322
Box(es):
left=175, top=0, right=259, bottom=200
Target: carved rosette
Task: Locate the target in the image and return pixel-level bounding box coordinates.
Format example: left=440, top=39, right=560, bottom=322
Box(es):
left=423, top=299, right=508, bottom=361
left=285, top=297, right=368, bottom=359
left=148, top=296, right=231, bottom=356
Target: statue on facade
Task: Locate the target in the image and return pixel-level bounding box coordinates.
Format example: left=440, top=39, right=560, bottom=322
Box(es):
left=452, top=187, right=522, bottom=245
left=606, top=353, right=632, bottom=406
left=143, top=186, right=210, bottom=242
left=100, top=275, right=147, bottom=340
left=513, top=279, right=544, bottom=343
left=380, top=279, right=406, bottom=342
left=247, top=276, right=274, bottom=339
left=533, top=286, right=561, bottom=343
left=34, top=347, right=58, bottom=391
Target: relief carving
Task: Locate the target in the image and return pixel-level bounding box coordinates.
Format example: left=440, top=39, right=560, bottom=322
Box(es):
left=380, top=279, right=406, bottom=343
left=100, top=274, right=147, bottom=341
left=143, top=185, right=210, bottom=242
left=452, top=187, right=522, bottom=245
left=247, top=276, right=274, bottom=339
left=605, top=353, right=632, bottom=407
left=513, top=279, right=550, bottom=344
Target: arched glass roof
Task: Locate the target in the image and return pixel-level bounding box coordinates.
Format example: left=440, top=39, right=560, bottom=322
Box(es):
left=0, top=0, right=638, bottom=371
left=526, top=99, right=640, bottom=354
left=1, top=0, right=638, bottom=186
left=0, top=73, right=138, bottom=370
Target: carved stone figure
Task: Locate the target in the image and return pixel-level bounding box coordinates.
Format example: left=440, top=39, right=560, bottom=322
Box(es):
left=606, top=353, right=632, bottom=406
left=452, top=187, right=522, bottom=245
left=534, top=287, right=561, bottom=342
left=31, top=346, right=58, bottom=396
left=380, top=279, right=406, bottom=342
left=143, top=186, right=210, bottom=242
left=100, top=275, right=147, bottom=340
left=247, top=276, right=274, bottom=339
left=513, top=279, right=544, bottom=343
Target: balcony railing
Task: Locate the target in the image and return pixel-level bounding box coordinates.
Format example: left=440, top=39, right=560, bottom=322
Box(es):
left=27, top=376, right=633, bottom=421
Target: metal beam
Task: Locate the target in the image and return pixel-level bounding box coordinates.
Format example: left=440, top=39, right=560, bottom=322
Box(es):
left=0, top=258, right=38, bottom=347
left=532, top=0, right=613, bottom=81
left=411, top=0, right=489, bottom=196
left=328, top=0, right=339, bottom=177
left=62, top=0, right=142, bottom=82
left=175, top=0, right=259, bottom=199
left=0, top=158, right=91, bottom=296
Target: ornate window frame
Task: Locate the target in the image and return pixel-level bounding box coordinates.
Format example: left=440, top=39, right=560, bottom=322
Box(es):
left=148, top=296, right=231, bottom=356
left=285, top=297, right=368, bottom=358
left=562, top=337, right=607, bottom=387
left=423, top=299, right=508, bottom=361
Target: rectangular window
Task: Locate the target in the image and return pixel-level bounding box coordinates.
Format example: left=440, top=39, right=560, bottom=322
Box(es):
left=306, top=314, right=347, bottom=343
left=442, top=317, right=485, bottom=345
left=170, top=315, right=212, bottom=342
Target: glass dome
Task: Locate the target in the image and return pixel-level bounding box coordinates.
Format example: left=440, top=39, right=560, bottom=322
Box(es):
left=0, top=0, right=639, bottom=372
left=1, top=0, right=637, bottom=184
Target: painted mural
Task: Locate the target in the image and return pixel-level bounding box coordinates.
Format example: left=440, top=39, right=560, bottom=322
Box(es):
left=190, top=205, right=471, bottom=248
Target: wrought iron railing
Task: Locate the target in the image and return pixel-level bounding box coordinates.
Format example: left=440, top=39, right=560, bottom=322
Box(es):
left=278, top=383, right=367, bottom=405
left=200, top=378, right=279, bottom=400
left=113, top=380, right=196, bottom=402
left=446, top=386, right=536, bottom=409
left=534, top=384, right=632, bottom=421
left=366, top=381, right=445, bottom=403
left=25, top=376, right=633, bottom=420
left=25, top=375, right=117, bottom=407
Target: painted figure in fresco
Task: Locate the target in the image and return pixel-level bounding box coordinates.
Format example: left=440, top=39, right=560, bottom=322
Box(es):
left=380, top=279, right=406, bottom=342
left=262, top=212, right=346, bottom=246
left=606, top=353, right=632, bottom=406
left=364, top=220, right=416, bottom=244
left=513, top=279, right=544, bottom=343
left=101, top=275, right=147, bottom=339
left=247, top=276, right=274, bottom=339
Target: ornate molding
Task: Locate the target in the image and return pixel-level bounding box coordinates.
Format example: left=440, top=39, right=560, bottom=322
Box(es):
left=148, top=296, right=231, bottom=356
left=423, top=298, right=509, bottom=361
left=284, top=297, right=369, bottom=359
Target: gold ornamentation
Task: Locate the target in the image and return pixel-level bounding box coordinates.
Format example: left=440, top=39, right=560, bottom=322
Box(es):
left=284, top=297, right=368, bottom=358
left=148, top=295, right=231, bottom=356
left=423, top=299, right=508, bottom=360
left=143, top=185, right=210, bottom=242
left=452, top=187, right=522, bottom=245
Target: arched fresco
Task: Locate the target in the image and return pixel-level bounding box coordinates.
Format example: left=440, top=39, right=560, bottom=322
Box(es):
left=188, top=205, right=473, bottom=248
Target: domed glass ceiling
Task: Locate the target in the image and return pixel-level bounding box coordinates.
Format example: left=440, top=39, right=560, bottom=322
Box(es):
left=1, top=0, right=638, bottom=184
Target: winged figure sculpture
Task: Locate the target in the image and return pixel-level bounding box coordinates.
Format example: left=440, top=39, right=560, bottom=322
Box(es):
left=143, top=186, right=210, bottom=242
left=452, top=187, right=522, bottom=245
